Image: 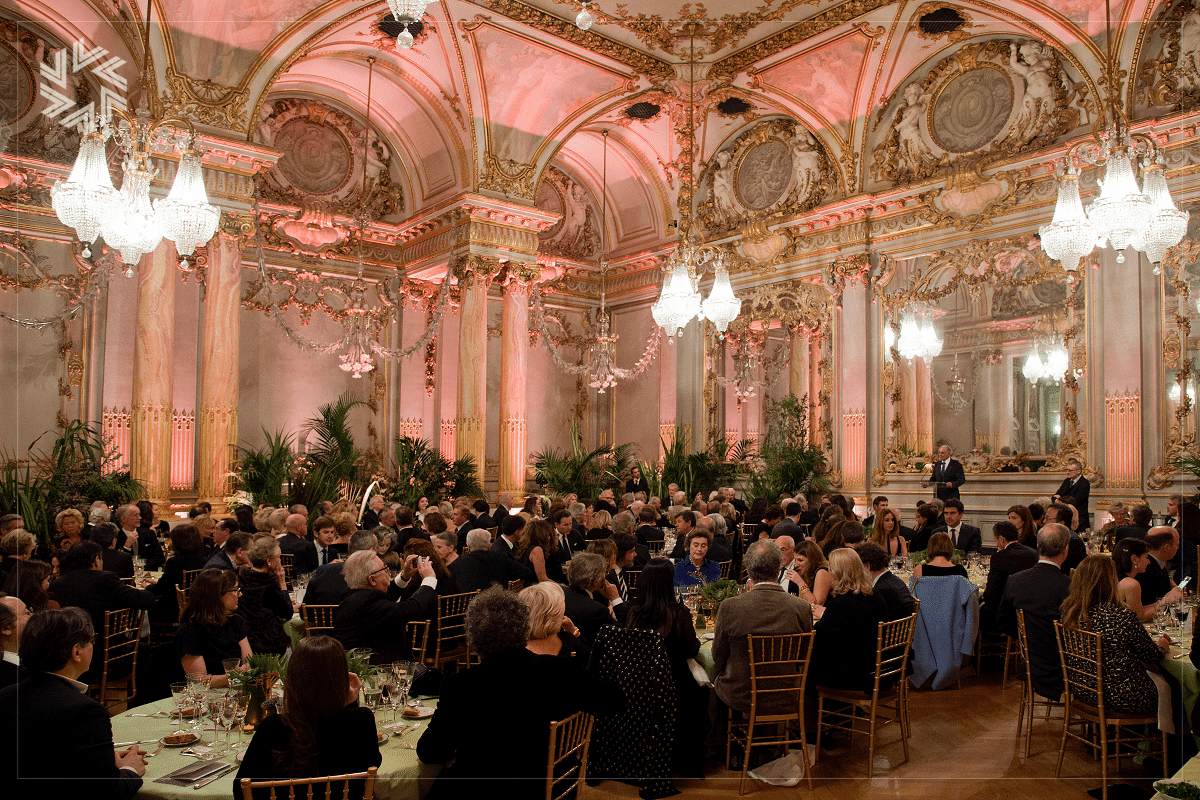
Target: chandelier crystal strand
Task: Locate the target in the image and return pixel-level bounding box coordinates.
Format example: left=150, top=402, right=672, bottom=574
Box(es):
left=154, top=147, right=220, bottom=265
left=1084, top=134, right=1152, bottom=263
left=386, top=0, right=428, bottom=47
left=102, top=157, right=164, bottom=268
left=1133, top=159, right=1189, bottom=267
left=701, top=257, right=740, bottom=333
left=651, top=255, right=702, bottom=340
left=50, top=126, right=118, bottom=256
left=1038, top=166, right=1095, bottom=272
left=575, top=1, right=595, bottom=30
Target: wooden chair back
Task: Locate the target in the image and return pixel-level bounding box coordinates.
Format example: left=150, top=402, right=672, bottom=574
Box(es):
left=299, top=604, right=338, bottom=637
left=430, top=591, right=478, bottom=669
left=545, top=712, right=595, bottom=800
left=90, top=607, right=146, bottom=710
left=874, top=613, right=918, bottom=692
left=239, top=766, right=378, bottom=800
left=279, top=553, right=295, bottom=589
left=406, top=619, right=431, bottom=663
left=718, top=559, right=732, bottom=579
left=180, top=568, right=202, bottom=591
left=488, top=526, right=499, bottom=541
left=623, top=570, right=640, bottom=592
left=507, top=579, right=523, bottom=592
left=747, top=632, right=815, bottom=718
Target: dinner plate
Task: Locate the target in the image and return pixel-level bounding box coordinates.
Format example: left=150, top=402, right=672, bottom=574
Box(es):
left=377, top=732, right=389, bottom=745
left=401, top=706, right=435, bottom=719
left=701, top=632, right=715, bottom=640
left=160, top=732, right=201, bottom=747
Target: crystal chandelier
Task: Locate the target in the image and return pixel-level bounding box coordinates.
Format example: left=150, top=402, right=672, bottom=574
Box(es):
left=588, top=289, right=619, bottom=393
left=52, top=108, right=219, bottom=271
left=940, top=354, right=970, bottom=414
left=895, top=307, right=941, bottom=364
left=1022, top=335, right=1069, bottom=383
left=650, top=29, right=739, bottom=341
left=385, top=0, right=430, bottom=48
left=575, top=0, right=596, bottom=30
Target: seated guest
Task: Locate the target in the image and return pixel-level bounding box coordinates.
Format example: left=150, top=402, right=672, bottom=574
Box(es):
left=1044, top=503, right=1087, bottom=573
left=980, top=521, right=1038, bottom=632
left=205, top=531, right=252, bottom=572
left=587, top=509, right=613, bottom=540
left=490, top=515, right=525, bottom=559
left=375, top=527, right=402, bottom=568
left=450, top=505, right=478, bottom=552
left=237, top=538, right=294, bottom=656
left=635, top=506, right=663, bottom=547
left=138, top=499, right=170, bottom=540
left=516, top=519, right=564, bottom=584
left=0, top=594, right=30, bottom=689
left=758, top=504, right=784, bottom=540
left=334, top=550, right=437, bottom=664
left=311, top=516, right=340, bottom=569
left=551, top=507, right=586, bottom=557
left=52, top=508, right=85, bottom=551
left=941, top=499, right=982, bottom=553
left=870, top=508, right=909, bottom=557
left=302, top=531, right=379, bottom=606
left=401, top=539, right=459, bottom=595
left=82, top=502, right=110, bottom=541
left=0, top=529, right=34, bottom=586
left=703, top=514, right=734, bottom=564
left=473, top=498, right=495, bottom=531
left=912, top=532, right=968, bottom=579
left=816, top=519, right=847, bottom=558
left=176, top=568, right=252, bottom=687
left=148, top=523, right=209, bottom=622
left=563, top=552, right=619, bottom=645
left=329, top=512, right=357, bottom=557
left=624, top=557, right=707, bottom=777
left=1115, top=537, right=1183, bottom=622
left=431, top=531, right=458, bottom=568
left=857, top=542, right=915, bottom=621
left=89, top=523, right=134, bottom=580
left=278, top=513, right=319, bottom=576
left=235, top=635, right=380, bottom=796
left=125, top=502, right=165, bottom=570
left=1137, top=527, right=1182, bottom=607
left=452, top=529, right=534, bottom=592
left=713, top=540, right=813, bottom=714
left=395, top=507, right=428, bottom=552
left=47, top=541, right=155, bottom=682
left=0, top=607, right=147, bottom=798
left=673, top=526, right=720, bottom=587
left=839, top=519, right=867, bottom=550
left=519, top=581, right=588, bottom=659
left=1007, top=505, right=1038, bottom=549
left=1061, top=555, right=1169, bottom=714
left=997, top=524, right=1074, bottom=701
left=1101, top=501, right=1129, bottom=535
left=608, top=533, right=643, bottom=603
left=910, top=503, right=941, bottom=552
left=417, top=586, right=623, bottom=800
left=810, top=548, right=889, bottom=692
left=791, top=540, right=833, bottom=608
left=3, top=559, right=54, bottom=613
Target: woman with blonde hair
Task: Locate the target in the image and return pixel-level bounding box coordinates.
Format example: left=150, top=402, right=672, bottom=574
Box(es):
left=1061, top=555, right=1169, bottom=714
left=53, top=508, right=85, bottom=549
left=518, top=581, right=587, bottom=658
left=870, top=507, right=909, bottom=557
left=586, top=509, right=612, bottom=541
left=810, top=548, right=888, bottom=691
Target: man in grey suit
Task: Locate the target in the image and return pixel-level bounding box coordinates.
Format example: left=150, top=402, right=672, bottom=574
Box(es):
left=769, top=502, right=802, bottom=540
left=712, top=539, right=813, bottom=713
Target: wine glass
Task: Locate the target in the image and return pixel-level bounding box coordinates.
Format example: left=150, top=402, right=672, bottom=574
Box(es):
left=169, top=681, right=189, bottom=727
left=379, top=670, right=399, bottom=724
left=362, top=671, right=384, bottom=720
left=394, top=661, right=414, bottom=710
left=1175, top=602, right=1190, bottom=639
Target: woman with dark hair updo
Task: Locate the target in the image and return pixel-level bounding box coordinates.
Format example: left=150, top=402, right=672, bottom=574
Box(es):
left=417, top=586, right=623, bottom=800
left=234, top=636, right=380, bottom=796
left=1113, top=537, right=1183, bottom=622
left=175, top=568, right=251, bottom=687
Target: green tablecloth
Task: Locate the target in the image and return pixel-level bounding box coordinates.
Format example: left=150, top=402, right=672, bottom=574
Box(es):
left=1153, top=750, right=1200, bottom=798
left=284, top=615, right=305, bottom=652
left=1161, top=637, right=1200, bottom=749
left=111, top=696, right=440, bottom=800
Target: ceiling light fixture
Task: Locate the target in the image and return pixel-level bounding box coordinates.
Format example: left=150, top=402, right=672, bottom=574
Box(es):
left=385, top=0, right=429, bottom=48
left=576, top=1, right=596, bottom=31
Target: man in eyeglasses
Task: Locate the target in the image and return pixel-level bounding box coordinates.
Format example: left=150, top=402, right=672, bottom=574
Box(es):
left=334, top=549, right=437, bottom=663
left=1052, top=458, right=1091, bottom=530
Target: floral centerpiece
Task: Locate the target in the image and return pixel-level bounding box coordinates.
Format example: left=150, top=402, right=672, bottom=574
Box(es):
left=228, top=653, right=288, bottom=726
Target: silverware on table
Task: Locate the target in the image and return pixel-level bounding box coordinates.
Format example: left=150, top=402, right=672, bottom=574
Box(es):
left=193, top=763, right=237, bottom=789
left=113, top=739, right=160, bottom=747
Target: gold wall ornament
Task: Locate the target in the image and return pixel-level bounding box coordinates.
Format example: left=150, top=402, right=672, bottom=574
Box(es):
left=0, top=163, right=52, bottom=208
left=161, top=66, right=250, bottom=131
left=696, top=117, right=834, bottom=237
left=723, top=278, right=832, bottom=341
left=219, top=212, right=257, bottom=242
left=535, top=166, right=601, bottom=261
left=449, top=253, right=503, bottom=285
left=480, top=152, right=540, bottom=199
left=870, top=39, right=1085, bottom=188
left=912, top=165, right=1033, bottom=231
left=822, top=252, right=871, bottom=301
left=1138, top=0, right=1200, bottom=111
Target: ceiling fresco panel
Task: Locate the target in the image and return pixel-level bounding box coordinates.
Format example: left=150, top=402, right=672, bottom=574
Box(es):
left=755, top=29, right=871, bottom=142
left=160, top=0, right=308, bottom=85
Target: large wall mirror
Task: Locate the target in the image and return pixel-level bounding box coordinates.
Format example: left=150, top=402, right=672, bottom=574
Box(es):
left=1157, top=235, right=1200, bottom=488
left=879, top=235, right=1085, bottom=477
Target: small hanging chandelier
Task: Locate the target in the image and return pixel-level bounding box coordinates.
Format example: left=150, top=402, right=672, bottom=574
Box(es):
left=385, top=0, right=430, bottom=48
left=941, top=354, right=969, bottom=414
left=1022, top=333, right=1068, bottom=384
left=575, top=0, right=596, bottom=30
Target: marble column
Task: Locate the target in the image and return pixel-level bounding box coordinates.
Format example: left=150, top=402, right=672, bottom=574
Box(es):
left=915, top=358, right=933, bottom=454
left=197, top=226, right=242, bottom=511
left=789, top=332, right=808, bottom=403
left=499, top=279, right=529, bottom=500
left=130, top=240, right=177, bottom=512
left=456, top=271, right=488, bottom=474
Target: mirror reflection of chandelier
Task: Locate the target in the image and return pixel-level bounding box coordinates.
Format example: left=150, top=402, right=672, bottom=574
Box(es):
left=650, top=29, right=740, bottom=340
left=939, top=354, right=970, bottom=414
left=1022, top=335, right=1069, bottom=384
left=1169, top=381, right=1197, bottom=404
left=896, top=307, right=942, bottom=364
left=1039, top=1, right=1187, bottom=271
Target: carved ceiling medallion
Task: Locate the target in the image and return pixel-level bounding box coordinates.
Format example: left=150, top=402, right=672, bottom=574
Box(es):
left=536, top=165, right=599, bottom=261
left=930, top=65, right=1013, bottom=153
left=275, top=118, right=354, bottom=195
left=0, top=41, right=34, bottom=124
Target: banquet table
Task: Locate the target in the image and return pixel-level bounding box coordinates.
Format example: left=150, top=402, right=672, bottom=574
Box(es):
left=1158, top=622, right=1200, bottom=749
left=1153, top=749, right=1200, bottom=798
left=111, top=696, right=441, bottom=800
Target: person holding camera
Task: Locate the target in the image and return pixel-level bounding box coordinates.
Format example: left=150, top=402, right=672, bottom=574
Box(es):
left=333, top=549, right=437, bottom=664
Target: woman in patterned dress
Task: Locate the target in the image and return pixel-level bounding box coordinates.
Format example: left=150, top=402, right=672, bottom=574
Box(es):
left=1060, top=555, right=1170, bottom=714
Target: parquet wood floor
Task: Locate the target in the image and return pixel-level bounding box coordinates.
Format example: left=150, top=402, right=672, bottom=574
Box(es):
left=581, top=669, right=1171, bottom=800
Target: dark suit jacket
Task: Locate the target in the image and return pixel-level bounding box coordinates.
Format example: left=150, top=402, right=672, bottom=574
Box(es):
left=475, top=512, right=495, bottom=530
left=945, top=524, right=982, bottom=554
left=635, top=524, right=664, bottom=547
left=873, top=570, right=916, bottom=621
left=417, top=648, right=623, bottom=799
left=0, top=658, right=22, bottom=690
left=492, top=505, right=510, bottom=528
left=563, top=584, right=615, bottom=646
left=133, top=526, right=165, bottom=571
left=1115, top=523, right=1151, bottom=542
left=930, top=458, right=966, bottom=501
left=101, top=547, right=135, bottom=580
left=361, top=509, right=381, bottom=531
left=454, top=518, right=479, bottom=552
left=277, top=532, right=319, bottom=575
left=1137, top=555, right=1174, bottom=606
left=1, top=673, right=142, bottom=799
left=302, top=562, right=350, bottom=606
left=489, top=536, right=518, bottom=559
left=981, top=542, right=1039, bottom=629
left=997, top=562, right=1071, bottom=701
left=1062, top=535, right=1087, bottom=576
left=1054, top=476, right=1091, bottom=529
left=712, top=582, right=813, bottom=712
left=395, top=527, right=429, bottom=552
left=448, top=549, right=535, bottom=593
left=770, top=517, right=800, bottom=540
left=204, top=550, right=237, bottom=572
left=234, top=705, right=380, bottom=795
left=334, top=585, right=437, bottom=663
left=46, top=569, right=156, bottom=652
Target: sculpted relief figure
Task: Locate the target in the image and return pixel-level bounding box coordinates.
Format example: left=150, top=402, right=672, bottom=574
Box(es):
left=1176, top=7, right=1200, bottom=91
left=894, top=83, right=935, bottom=180
left=709, top=150, right=738, bottom=226
left=789, top=129, right=821, bottom=203
left=1001, top=41, right=1070, bottom=148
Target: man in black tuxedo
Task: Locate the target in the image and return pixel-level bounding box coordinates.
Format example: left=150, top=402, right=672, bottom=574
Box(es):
left=634, top=506, right=664, bottom=548
left=89, top=523, right=135, bottom=580
left=1137, top=527, right=1184, bottom=607
left=997, top=524, right=1073, bottom=701
left=551, top=508, right=586, bottom=559
left=980, top=521, right=1038, bottom=631
left=394, top=507, right=429, bottom=552
left=1045, top=504, right=1086, bottom=574
left=923, top=444, right=965, bottom=501
left=205, top=532, right=253, bottom=572
left=776, top=535, right=801, bottom=596
left=44, top=542, right=156, bottom=684
left=451, top=504, right=479, bottom=553
left=278, top=513, right=319, bottom=575
left=563, top=553, right=619, bottom=646
left=1115, top=504, right=1154, bottom=542
left=770, top=502, right=802, bottom=540
left=334, top=550, right=437, bottom=663
left=116, top=504, right=164, bottom=569
left=941, top=499, right=982, bottom=553
left=493, top=492, right=512, bottom=529
left=863, top=496, right=888, bottom=528
left=0, top=607, right=147, bottom=798
left=607, top=533, right=641, bottom=603
left=473, top=499, right=495, bottom=531
left=451, top=529, right=535, bottom=592
left=858, top=542, right=915, bottom=620
left=361, top=494, right=385, bottom=532
left=0, top=595, right=29, bottom=690
left=302, top=531, right=379, bottom=606
left=490, top=515, right=525, bottom=559
left=1052, top=459, right=1091, bottom=530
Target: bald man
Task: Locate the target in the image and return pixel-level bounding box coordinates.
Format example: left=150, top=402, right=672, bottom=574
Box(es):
left=776, top=535, right=801, bottom=596
left=1137, top=526, right=1185, bottom=608
left=277, top=513, right=319, bottom=576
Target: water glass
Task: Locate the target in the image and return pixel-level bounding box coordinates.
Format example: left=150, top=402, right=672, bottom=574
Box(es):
left=169, top=681, right=189, bottom=726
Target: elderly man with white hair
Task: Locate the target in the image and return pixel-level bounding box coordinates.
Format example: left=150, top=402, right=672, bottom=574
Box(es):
left=334, top=549, right=436, bottom=663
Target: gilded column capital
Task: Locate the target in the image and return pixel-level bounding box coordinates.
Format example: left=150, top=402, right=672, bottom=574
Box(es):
left=823, top=252, right=872, bottom=297
left=450, top=253, right=503, bottom=285
left=219, top=212, right=256, bottom=242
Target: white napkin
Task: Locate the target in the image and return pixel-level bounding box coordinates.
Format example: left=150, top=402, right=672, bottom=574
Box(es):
left=1146, top=669, right=1175, bottom=734
left=688, top=658, right=712, bottom=687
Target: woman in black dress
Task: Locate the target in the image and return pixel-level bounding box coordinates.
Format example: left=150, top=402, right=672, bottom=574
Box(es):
left=236, top=538, right=294, bottom=656
left=149, top=523, right=210, bottom=624
left=1061, top=555, right=1170, bottom=714
left=519, top=581, right=588, bottom=660
left=810, top=548, right=888, bottom=692
left=516, top=519, right=563, bottom=584
left=625, top=557, right=706, bottom=777
left=912, top=532, right=968, bottom=579
left=175, top=568, right=251, bottom=688
left=235, top=635, right=380, bottom=797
